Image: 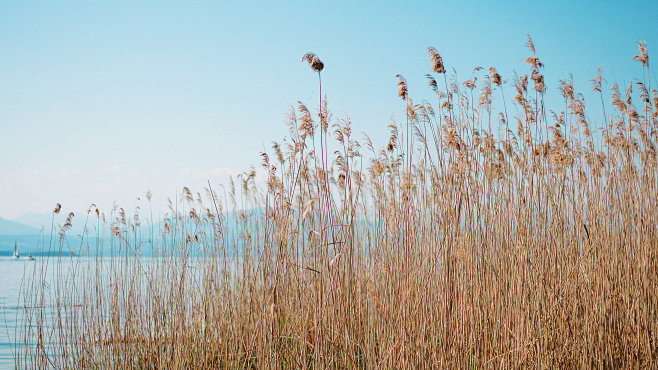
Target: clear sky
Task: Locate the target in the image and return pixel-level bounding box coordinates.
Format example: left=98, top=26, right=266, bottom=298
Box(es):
left=1, top=0, right=656, bottom=219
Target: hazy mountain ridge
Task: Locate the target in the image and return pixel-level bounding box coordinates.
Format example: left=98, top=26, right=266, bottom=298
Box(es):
left=12, top=212, right=86, bottom=236
left=0, top=217, right=39, bottom=235
left=0, top=208, right=263, bottom=256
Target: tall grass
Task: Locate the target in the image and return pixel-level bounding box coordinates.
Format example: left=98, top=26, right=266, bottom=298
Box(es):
left=17, top=37, right=658, bottom=368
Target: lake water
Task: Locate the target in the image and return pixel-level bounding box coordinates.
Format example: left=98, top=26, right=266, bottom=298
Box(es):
left=0, top=256, right=102, bottom=368
left=0, top=253, right=239, bottom=368
left=0, top=258, right=38, bottom=368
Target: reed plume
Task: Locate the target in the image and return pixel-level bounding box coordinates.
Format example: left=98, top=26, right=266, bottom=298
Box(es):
left=16, top=36, right=658, bottom=369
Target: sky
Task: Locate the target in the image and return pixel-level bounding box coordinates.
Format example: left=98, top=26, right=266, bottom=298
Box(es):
left=0, top=0, right=656, bottom=219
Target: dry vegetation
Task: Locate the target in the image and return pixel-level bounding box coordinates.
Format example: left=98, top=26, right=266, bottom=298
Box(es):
left=17, top=37, right=658, bottom=368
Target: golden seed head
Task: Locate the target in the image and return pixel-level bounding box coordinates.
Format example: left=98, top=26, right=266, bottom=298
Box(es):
left=633, top=41, right=649, bottom=67
left=488, top=67, right=502, bottom=86
left=427, top=46, right=445, bottom=74
left=302, top=52, right=324, bottom=73
left=396, top=74, right=408, bottom=100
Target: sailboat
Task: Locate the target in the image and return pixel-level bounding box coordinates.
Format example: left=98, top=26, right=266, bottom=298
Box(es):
left=12, top=242, right=19, bottom=259
left=23, top=254, right=35, bottom=261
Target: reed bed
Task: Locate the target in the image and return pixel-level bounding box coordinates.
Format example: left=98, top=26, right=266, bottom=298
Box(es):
left=17, top=37, right=658, bottom=368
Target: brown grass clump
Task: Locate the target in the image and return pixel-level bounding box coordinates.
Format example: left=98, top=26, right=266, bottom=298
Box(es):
left=16, top=38, right=658, bottom=368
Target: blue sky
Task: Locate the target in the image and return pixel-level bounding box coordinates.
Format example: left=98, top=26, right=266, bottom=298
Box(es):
left=1, top=0, right=656, bottom=219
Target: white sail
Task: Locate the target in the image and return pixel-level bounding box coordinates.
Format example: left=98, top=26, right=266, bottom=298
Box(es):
left=12, top=242, right=19, bottom=259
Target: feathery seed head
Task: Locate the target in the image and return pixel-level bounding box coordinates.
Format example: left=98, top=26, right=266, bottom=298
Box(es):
left=427, top=47, right=446, bottom=74
left=591, top=66, right=603, bottom=93
left=633, top=41, right=649, bottom=67
left=302, top=52, right=324, bottom=73
left=396, top=74, right=408, bottom=100
left=425, top=74, right=438, bottom=92
left=526, top=34, right=536, bottom=54
left=488, top=67, right=502, bottom=86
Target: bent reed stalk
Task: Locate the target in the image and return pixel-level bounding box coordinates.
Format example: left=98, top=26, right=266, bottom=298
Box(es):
left=17, top=38, right=658, bottom=368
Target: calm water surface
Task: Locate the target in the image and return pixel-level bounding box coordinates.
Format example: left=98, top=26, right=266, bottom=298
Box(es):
left=0, top=254, right=228, bottom=368
left=0, top=258, right=39, bottom=368
left=1, top=256, right=101, bottom=368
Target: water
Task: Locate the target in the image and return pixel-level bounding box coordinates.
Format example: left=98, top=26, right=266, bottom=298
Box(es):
left=0, top=253, right=239, bottom=368
left=0, top=258, right=38, bottom=368
left=0, top=256, right=93, bottom=368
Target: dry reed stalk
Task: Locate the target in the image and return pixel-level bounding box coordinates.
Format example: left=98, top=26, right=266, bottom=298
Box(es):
left=14, top=37, right=658, bottom=369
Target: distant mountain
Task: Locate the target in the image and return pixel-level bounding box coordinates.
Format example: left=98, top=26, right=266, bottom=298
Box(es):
left=13, top=212, right=91, bottom=236
left=6, top=207, right=265, bottom=240
left=0, top=217, right=39, bottom=235
left=12, top=212, right=54, bottom=233
left=12, top=211, right=164, bottom=238
left=0, top=207, right=266, bottom=256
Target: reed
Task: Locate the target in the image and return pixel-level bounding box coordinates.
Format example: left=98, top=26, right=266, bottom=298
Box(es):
left=16, top=37, right=658, bottom=368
